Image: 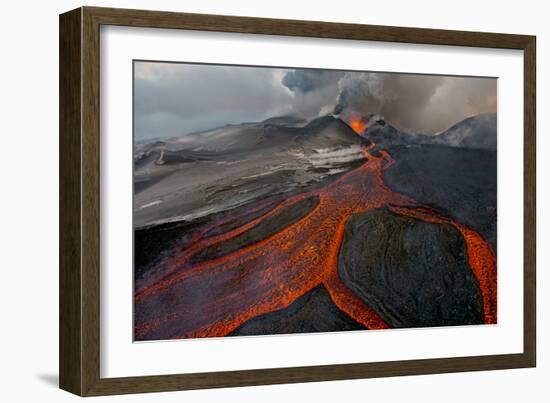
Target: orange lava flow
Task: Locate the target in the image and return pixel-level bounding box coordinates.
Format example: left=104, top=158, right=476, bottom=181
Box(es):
left=134, top=142, right=497, bottom=340
left=324, top=266, right=390, bottom=329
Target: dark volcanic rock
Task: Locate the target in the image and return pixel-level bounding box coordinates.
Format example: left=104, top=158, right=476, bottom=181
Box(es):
left=191, top=195, right=320, bottom=263
left=134, top=217, right=208, bottom=281
left=363, top=113, right=496, bottom=150
left=383, top=144, right=497, bottom=250
left=338, top=209, right=484, bottom=328
left=364, top=118, right=433, bottom=147
left=229, top=285, right=367, bottom=336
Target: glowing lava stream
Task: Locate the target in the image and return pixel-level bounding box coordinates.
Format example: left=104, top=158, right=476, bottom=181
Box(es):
left=134, top=142, right=497, bottom=340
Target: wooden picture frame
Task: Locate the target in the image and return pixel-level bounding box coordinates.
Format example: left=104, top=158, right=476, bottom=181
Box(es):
left=59, top=6, right=536, bottom=396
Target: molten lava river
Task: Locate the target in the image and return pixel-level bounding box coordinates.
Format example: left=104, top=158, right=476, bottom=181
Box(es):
left=134, top=143, right=497, bottom=340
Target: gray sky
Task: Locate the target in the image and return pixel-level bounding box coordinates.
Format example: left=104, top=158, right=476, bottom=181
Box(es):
left=134, top=61, right=496, bottom=141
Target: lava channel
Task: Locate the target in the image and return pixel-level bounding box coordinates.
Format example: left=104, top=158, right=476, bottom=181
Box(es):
left=134, top=144, right=497, bottom=340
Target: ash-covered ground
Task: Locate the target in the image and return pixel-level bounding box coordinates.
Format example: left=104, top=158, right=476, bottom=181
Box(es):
left=134, top=115, right=370, bottom=229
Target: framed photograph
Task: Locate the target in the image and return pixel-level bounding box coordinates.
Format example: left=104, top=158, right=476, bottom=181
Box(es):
left=59, top=6, right=536, bottom=396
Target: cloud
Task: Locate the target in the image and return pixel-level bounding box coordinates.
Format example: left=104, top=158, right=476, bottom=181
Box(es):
left=134, top=62, right=294, bottom=140
left=134, top=62, right=496, bottom=140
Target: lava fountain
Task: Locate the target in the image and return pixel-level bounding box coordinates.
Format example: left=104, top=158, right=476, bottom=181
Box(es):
left=349, top=119, right=368, bottom=135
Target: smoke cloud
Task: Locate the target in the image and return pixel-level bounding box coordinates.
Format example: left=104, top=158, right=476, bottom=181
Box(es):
left=282, top=70, right=496, bottom=134
left=339, top=72, right=496, bottom=133
left=282, top=70, right=343, bottom=93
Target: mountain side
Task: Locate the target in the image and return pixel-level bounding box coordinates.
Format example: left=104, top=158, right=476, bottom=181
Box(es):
left=434, top=112, right=496, bottom=150
left=134, top=115, right=370, bottom=228
left=363, top=113, right=496, bottom=150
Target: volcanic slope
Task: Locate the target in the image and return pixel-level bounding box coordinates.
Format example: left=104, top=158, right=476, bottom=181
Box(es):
left=134, top=115, right=370, bottom=228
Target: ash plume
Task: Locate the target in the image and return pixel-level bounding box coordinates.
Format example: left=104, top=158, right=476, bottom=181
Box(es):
left=282, top=69, right=496, bottom=134
left=333, top=72, right=496, bottom=134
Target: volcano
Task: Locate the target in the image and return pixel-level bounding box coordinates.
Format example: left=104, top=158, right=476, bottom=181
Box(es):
left=134, top=113, right=497, bottom=341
